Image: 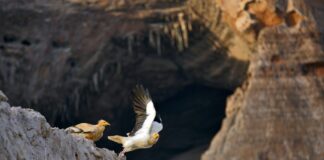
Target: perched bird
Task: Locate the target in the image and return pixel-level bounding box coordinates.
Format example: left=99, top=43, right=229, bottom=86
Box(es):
left=65, top=119, right=110, bottom=141
left=108, top=85, right=163, bottom=158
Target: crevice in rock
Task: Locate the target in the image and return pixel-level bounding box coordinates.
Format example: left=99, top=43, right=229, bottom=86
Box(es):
left=301, top=61, right=324, bottom=76
left=245, top=1, right=284, bottom=27
left=285, top=10, right=304, bottom=27
left=52, top=40, right=69, bottom=48
left=3, top=34, right=18, bottom=43
left=21, top=39, right=31, bottom=46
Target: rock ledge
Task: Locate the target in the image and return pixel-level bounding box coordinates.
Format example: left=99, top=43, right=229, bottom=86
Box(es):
left=0, top=92, right=117, bottom=160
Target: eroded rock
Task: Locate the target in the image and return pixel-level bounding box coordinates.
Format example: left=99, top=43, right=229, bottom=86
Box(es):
left=0, top=99, right=118, bottom=160
left=202, top=0, right=324, bottom=160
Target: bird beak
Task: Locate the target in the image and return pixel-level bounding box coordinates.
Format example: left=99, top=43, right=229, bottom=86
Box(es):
left=153, top=133, right=159, bottom=139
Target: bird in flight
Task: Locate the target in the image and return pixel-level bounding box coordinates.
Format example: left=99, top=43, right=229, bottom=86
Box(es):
left=108, top=85, right=163, bottom=158
left=65, top=119, right=110, bottom=142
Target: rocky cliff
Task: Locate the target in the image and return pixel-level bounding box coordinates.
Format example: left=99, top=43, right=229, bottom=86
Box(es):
left=0, top=0, right=247, bottom=159
left=0, top=0, right=323, bottom=160
left=0, top=91, right=118, bottom=160
left=201, top=0, right=324, bottom=160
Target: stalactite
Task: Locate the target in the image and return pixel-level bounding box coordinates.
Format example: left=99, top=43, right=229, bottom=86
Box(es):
left=170, top=24, right=176, bottom=46
left=149, top=30, right=155, bottom=47
left=92, top=72, right=99, bottom=92
left=187, top=20, right=193, bottom=32
left=73, top=88, right=80, bottom=115
left=115, top=61, right=122, bottom=76
left=156, top=31, right=162, bottom=55
left=175, top=23, right=184, bottom=51
left=99, top=63, right=106, bottom=81
left=178, top=12, right=189, bottom=48
left=127, top=34, right=133, bottom=55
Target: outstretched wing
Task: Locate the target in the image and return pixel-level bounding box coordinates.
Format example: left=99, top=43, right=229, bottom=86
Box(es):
left=129, top=85, right=156, bottom=136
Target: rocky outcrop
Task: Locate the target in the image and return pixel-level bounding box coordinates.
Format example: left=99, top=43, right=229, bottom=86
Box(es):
left=202, top=0, right=324, bottom=160
left=0, top=91, right=117, bottom=160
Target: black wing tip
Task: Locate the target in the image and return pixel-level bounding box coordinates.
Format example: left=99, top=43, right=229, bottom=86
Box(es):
left=132, top=84, right=151, bottom=99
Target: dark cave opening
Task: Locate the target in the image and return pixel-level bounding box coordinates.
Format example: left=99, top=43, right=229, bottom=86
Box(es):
left=95, top=84, right=232, bottom=160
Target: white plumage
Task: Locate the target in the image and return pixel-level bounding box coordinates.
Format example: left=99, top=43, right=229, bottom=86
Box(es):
left=108, top=85, right=163, bottom=158
left=133, top=101, right=156, bottom=135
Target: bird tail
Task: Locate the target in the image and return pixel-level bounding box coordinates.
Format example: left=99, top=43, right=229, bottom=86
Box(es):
left=108, top=135, right=126, bottom=144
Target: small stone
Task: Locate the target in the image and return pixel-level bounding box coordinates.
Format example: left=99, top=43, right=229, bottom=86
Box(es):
left=0, top=91, right=8, bottom=102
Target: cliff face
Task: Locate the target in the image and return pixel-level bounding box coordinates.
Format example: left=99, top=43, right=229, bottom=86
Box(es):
left=0, top=0, right=247, bottom=159
left=0, top=0, right=247, bottom=123
left=1, top=0, right=323, bottom=160
left=202, top=0, right=324, bottom=160
left=0, top=91, right=117, bottom=160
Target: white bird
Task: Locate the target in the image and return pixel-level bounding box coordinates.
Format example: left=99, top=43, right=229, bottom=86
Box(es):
left=108, top=85, right=163, bottom=158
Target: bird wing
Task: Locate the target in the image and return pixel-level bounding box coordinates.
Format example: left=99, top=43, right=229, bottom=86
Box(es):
left=129, top=85, right=156, bottom=136
left=73, top=123, right=97, bottom=133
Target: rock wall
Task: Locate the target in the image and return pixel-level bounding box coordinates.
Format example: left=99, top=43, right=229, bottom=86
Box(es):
left=0, top=0, right=247, bottom=123
left=202, top=0, right=324, bottom=160
left=0, top=91, right=117, bottom=160
left=0, top=0, right=248, bottom=159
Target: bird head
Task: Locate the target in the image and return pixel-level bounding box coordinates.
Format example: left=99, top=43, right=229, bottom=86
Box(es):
left=98, top=120, right=110, bottom=126
left=149, top=133, right=160, bottom=145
